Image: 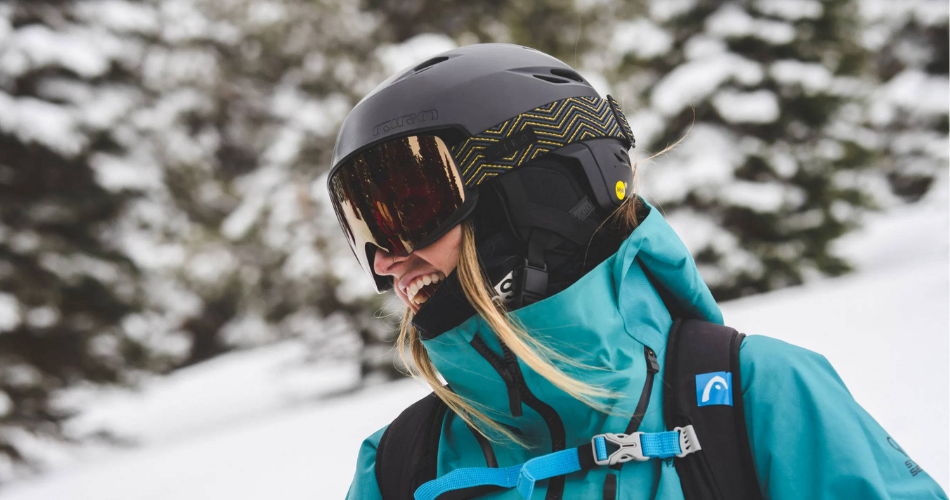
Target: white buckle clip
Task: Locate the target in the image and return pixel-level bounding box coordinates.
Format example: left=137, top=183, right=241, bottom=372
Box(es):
left=592, top=432, right=648, bottom=466
left=674, top=425, right=702, bottom=458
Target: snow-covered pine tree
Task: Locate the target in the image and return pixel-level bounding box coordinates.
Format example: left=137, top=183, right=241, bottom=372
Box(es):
left=126, top=0, right=397, bottom=378
left=860, top=0, right=948, bottom=203
left=0, top=1, right=157, bottom=477
left=601, top=0, right=906, bottom=300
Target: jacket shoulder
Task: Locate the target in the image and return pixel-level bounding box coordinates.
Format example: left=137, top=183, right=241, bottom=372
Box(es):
left=738, top=334, right=842, bottom=388
left=344, top=425, right=387, bottom=500
left=737, top=334, right=948, bottom=499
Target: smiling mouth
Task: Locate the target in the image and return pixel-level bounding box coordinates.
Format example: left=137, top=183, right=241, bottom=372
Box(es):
left=405, top=272, right=446, bottom=306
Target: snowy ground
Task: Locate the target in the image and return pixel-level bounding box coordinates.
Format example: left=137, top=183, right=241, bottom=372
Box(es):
left=0, top=189, right=946, bottom=499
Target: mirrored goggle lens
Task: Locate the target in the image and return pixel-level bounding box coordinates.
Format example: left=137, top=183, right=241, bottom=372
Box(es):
left=329, top=135, right=466, bottom=265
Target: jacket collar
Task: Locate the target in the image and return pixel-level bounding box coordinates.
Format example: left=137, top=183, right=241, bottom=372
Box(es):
left=420, top=200, right=722, bottom=443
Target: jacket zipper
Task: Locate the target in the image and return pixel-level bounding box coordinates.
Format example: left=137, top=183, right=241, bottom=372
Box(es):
left=604, top=345, right=660, bottom=499
left=470, top=334, right=567, bottom=500
left=470, top=334, right=523, bottom=417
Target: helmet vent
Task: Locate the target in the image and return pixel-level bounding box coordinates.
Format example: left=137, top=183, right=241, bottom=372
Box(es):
left=413, top=56, right=449, bottom=72
left=533, top=74, right=571, bottom=84
left=550, top=68, right=584, bottom=82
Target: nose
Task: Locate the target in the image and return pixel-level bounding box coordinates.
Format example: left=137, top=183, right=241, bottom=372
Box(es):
left=372, top=247, right=407, bottom=277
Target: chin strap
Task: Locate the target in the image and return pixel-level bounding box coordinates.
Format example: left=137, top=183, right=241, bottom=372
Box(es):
left=413, top=426, right=701, bottom=500
left=515, top=230, right=552, bottom=308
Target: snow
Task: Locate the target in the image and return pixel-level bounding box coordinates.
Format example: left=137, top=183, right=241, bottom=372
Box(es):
left=580, top=71, right=613, bottom=99
left=185, top=246, right=238, bottom=285
left=610, top=19, right=674, bottom=59
left=706, top=4, right=796, bottom=45
left=833, top=179, right=949, bottom=274
left=0, top=292, right=20, bottom=332
left=753, top=0, right=823, bottom=20
left=25, top=306, right=59, bottom=329
left=769, top=59, right=833, bottom=94
left=376, top=33, right=458, bottom=76
left=860, top=0, right=950, bottom=27
left=220, top=171, right=279, bottom=240
left=627, top=109, right=665, bottom=152
left=879, top=70, right=950, bottom=118
left=649, top=0, right=698, bottom=22
left=62, top=341, right=362, bottom=445
left=719, top=179, right=800, bottom=212
left=0, top=392, right=11, bottom=417
left=683, top=36, right=727, bottom=60
left=75, top=1, right=160, bottom=34
left=91, top=152, right=164, bottom=192
left=640, top=124, right=741, bottom=202
left=4, top=379, right=429, bottom=500
left=246, top=1, right=288, bottom=27
left=651, top=53, right=764, bottom=116
left=0, top=188, right=945, bottom=499
left=10, top=25, right=114, bottom=78
left=712, top=89, right=780, bottom=124
left=159, top=0, right=240, bottom=45
left=664, top=209, right=762, bottom=284
left=272, top=86, right=351, bottom=138
left=0, top=94, right=84, bottom=156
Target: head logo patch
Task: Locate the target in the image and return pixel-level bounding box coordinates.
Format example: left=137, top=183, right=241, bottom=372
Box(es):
left=696, top=372, right=733, bottom=407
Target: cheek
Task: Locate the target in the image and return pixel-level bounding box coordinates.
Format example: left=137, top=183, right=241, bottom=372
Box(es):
left=416, top=226, right=462, bottom=275
left=433, top=234, right=461, bottom=274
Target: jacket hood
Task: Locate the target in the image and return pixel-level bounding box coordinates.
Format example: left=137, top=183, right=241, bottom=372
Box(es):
left=421, top=199, right=722, bottom=449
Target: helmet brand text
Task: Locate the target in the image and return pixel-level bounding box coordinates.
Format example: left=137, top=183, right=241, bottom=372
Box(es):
left=373, top=110, right=439, bottom=136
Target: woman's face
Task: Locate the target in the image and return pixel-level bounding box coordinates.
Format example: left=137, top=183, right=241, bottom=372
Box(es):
left=373, top=225, right=462, bottom=313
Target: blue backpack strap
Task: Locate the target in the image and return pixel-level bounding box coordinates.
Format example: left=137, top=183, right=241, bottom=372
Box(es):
left=663, top=319, right=763, bottom=500
left=415, top=428, right=700, bottom=500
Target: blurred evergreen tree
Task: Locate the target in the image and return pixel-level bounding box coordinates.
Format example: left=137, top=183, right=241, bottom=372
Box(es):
left=131, top=0, right=395, bottom=376
left=0, top=0, right=155, bottom=477
left=598, top=0, right=916, bottom=299
left=861, top=1, right=948, bottom=202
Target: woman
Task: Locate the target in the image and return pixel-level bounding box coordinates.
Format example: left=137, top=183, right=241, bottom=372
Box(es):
left=330, top=44, right=946, bottom=500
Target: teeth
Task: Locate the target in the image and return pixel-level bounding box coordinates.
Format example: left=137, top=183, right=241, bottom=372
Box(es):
left=405, top=272, right=445, bottom=304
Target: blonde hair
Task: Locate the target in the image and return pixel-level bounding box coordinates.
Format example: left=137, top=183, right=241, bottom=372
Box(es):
left=395, top=140, right=682, bottom=445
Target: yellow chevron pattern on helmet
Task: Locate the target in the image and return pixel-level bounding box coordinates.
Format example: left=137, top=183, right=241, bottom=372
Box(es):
left=452, top=95, right=635, bottom=187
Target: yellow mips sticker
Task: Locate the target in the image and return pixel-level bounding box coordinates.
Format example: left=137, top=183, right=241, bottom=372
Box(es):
left=615, top=181, right=626, bottom=200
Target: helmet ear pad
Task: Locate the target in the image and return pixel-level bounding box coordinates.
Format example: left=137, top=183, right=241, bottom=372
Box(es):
left=469, top=152, right=616, bottom=258
left=472, top=137, right=633, bottom=241
left=545, top=138, right=634, bottom=211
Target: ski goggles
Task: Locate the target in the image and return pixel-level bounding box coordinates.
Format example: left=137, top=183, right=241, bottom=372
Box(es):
left=328, top=134, right=476, bottom=291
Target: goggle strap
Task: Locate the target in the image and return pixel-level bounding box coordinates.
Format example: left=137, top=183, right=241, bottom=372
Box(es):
left=452, top=95, right=635, bottom=187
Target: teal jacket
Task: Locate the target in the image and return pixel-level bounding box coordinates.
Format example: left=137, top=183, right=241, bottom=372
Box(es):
left=346, top=201, right=947, bottom=500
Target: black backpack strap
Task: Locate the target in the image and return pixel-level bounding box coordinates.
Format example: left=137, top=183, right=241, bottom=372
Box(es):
left=376, top=393, right=448, bottom=500
left=376, top=392, right=502, bottom=500
left=663, top=319, right=763, bottom=500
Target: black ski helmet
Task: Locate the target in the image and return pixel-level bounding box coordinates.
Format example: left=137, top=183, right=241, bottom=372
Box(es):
left=329, top=43, right=635, bottom=294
